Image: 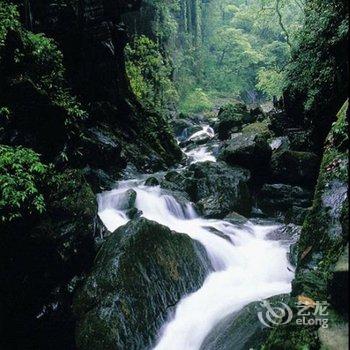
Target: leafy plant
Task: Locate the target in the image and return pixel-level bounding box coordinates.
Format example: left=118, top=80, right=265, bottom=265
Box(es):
left=0, top=146, right=48, bottom=222
left=0, top=0, right=19, bottom=47
left=125, top=35, right=178, bottom=111
left=180, top=88, right=213, bottom=113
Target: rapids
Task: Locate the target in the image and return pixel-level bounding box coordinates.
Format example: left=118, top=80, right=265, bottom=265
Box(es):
left=97, top=122, right=295, bottom=350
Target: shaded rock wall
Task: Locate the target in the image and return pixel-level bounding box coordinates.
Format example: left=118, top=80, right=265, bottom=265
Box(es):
left=263, top=101, right=349, bottom=349
left=74, top=218, right=211, bottom=350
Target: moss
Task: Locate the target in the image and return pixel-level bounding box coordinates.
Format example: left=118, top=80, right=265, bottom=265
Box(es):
left=74, top=219, right=210, bottom=350
left=242, top=119, right=273, bottom=140
left=263, top=101, right=349, bottom=349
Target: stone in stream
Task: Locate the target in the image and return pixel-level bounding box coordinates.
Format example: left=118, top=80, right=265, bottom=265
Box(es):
left=217, top=103, right=253, bottom=140
left=270, top=150, right=320, bottom=186
left=200, top=295, right=290, bottom=350
left=257, top=184, right=313, bottom=223
left=219, top=132, right=272, bottom=174
left=161, top=162, right=252, bottom=218
left=74, top=218, right=211, bottom=350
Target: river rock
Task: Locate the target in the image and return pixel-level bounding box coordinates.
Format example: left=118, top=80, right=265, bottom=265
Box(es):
left=219, top=132, right=272, bottom=173
left=171, top=118, right=194, bottom=136
left=190, top=162, right=252, bottom=218
left=200, top=295, right=290, bottom=350
left=241, top=120, right=273, bottom=140
left=161, top=162, right=252, bottom=218
left=258, top=184, right=313, bottom=222
left=270, top=150, right=319, bottom=186
left=74, top=218, right=210, bottom=350
left=217, top=103, right=251, bottom=140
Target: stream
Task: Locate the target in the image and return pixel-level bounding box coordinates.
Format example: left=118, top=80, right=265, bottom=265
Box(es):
left=97, top=122, right=295, bottom=350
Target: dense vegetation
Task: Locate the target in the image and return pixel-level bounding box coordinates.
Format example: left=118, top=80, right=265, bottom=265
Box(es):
left=125, top=0, right=305, bottom=112
left=0, top=0, right=348, bottom=349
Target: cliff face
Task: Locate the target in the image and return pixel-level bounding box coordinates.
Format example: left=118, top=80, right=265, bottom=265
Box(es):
left=0, top=1, right=182, bottom=349
left=2, top=0, right=182, bottom=176
left=283, top=0, right=349, bottom=150
left=264, top=101, right=349, bottom=349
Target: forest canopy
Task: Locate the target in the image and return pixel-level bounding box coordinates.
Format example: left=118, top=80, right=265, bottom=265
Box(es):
left=124, top=0, right=305, bottom=113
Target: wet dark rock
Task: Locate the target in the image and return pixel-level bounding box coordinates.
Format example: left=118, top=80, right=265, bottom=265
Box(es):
left=224, top=211, right=248, bottom=225
left=285, top=206, right=311, bottom=225
left=268, top=111, right=294, bottom=136
left=189, top=162, right=252, bottom=218
left=267, top=224, right=301, bottom=265
left=161, top=162, right=252, bottom=218
left=266, top=224, right=301, bottom=242
left=288, top=130, right=313, bottom=152
left=258, top=184, right=313, bottom=222
left=74, top=218, right=210, bottom=350
left=263, top=101, right=349, bottom=349
left=78, top=127, right=125, bottom=173
left=201, top=295, right=290, bottom=350
left=144, top=176, right=160, bottom=187
left=171, top=118, right=194, bottom=136
left=219, top=133, right=272, bottom=174
left=270, top=150, right=319, bottom=186
left=217, top=103, right=251, bottom=140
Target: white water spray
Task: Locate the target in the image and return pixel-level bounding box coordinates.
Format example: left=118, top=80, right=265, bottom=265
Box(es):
left=98, top=183, right=294, bottom=350
left=97, top=124, right=294, bottom=350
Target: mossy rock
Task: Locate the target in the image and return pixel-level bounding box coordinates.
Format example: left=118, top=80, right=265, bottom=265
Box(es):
left=270, top=150, right=320, bottom=186
left=201, top=295, right=290, bottom=350
left=217, top=103, right=251, bottom=140
left=241, top=120, right=273, bottom=141
left=74, top=218, right=211, bottom=350
left=219, top=132, right=272, bottom=175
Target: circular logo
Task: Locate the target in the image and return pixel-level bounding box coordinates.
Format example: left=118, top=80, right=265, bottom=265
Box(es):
left=258, top=300, right=293, bottom=328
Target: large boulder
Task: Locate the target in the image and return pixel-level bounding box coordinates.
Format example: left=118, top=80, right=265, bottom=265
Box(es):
left=258, top=184, right=313, bottom=223
left=74, top=218, right=210, bottom=350
left=219, top=133, right=272, bottom=174
left=217, top=103, right=252, bottom=140
left=201, top=295, right=290, bottom=350
left=270, top=150, right=319, bottom=186
left=241, top=120, right=273, bottom=141
left=162, top=162, right=252, bottom=218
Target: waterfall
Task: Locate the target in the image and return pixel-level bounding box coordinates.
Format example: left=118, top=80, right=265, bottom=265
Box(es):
left=98, top=184, right=294, bottom=350
left=97, top=123, right=294, bottom=350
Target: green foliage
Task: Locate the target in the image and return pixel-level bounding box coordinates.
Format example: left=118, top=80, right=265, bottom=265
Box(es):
left=0, top=3, right=87, bottom=123
left=0, top=0, right=19, bottom=47
left=256, top=68, right=285, bottom=98
left=180, top=88, right=213, bottom=113
left=173, top=0, right=304, bottom=105
left=125, top=35, right=178, bottom=111
left=15, top=31, right=87, bottom=121
left=0, top=146, right=48, bottom=222
left=284, top=0, right=348, bottom=117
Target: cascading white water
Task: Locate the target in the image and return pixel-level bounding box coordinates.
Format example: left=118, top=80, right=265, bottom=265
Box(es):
left=98, top=184, right=294, bottom=350
left=182, top=124, right=217, bottom=164
left=97, top=125, right=294, bottom=350
left=185, top=146, right=217, bottom=164
left=187, top=125, right=215, bottom=141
